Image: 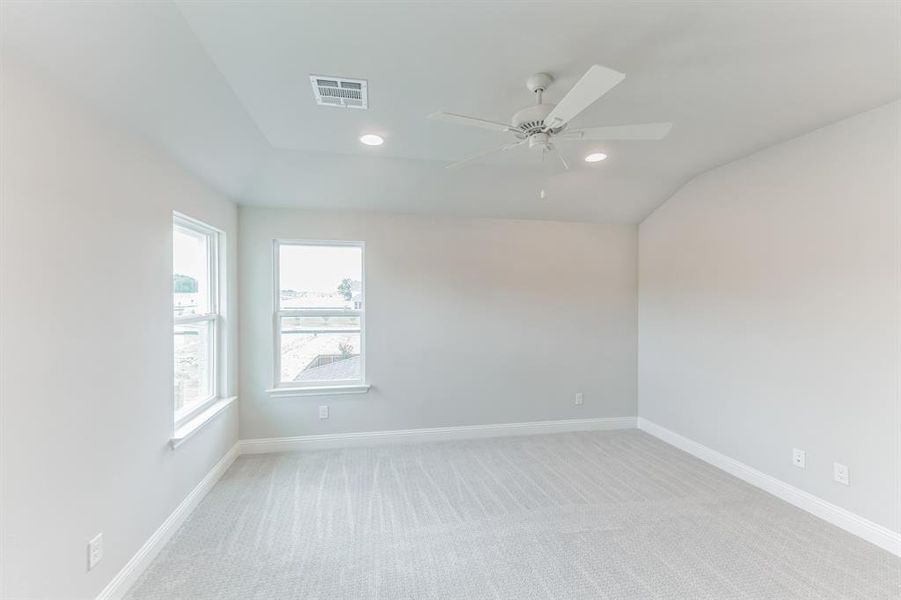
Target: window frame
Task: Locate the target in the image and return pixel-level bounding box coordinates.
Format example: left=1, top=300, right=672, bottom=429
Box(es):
left=272, top=239, right=366, bottom=391
left=173, top=213, right=223, bottom=428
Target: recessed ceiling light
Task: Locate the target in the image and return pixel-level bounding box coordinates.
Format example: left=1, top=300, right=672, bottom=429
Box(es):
left=584, top=152, right=607, bottom=163
left=359, top=134, right=384, bottom=146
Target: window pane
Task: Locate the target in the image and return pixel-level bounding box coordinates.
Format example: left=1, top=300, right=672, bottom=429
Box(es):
left=174, top=321, right=213, bottom=411
left=173, top=225, right=210, bottom=317
left=279, top=244, right=362, bottom=310
left=280, top=320, right=361, bottom=383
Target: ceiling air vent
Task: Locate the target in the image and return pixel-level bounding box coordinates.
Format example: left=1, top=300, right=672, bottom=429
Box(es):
left=309, top=75, right=368, bottom=109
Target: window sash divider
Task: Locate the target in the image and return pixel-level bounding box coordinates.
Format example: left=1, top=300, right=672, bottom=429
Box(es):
left=280, top=328, right=360, bottom=335
left=174, top=313, right=219, bottom=325
left=277, top=309, right=363, bottom=318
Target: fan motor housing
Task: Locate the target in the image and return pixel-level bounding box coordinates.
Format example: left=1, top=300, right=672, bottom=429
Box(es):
left=511, top=103, right=562, bottom=139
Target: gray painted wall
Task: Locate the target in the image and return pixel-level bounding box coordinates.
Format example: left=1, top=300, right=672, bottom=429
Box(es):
left=239, top=209, right=638, bottom=439
left=0, top=58, right=239, bottom=598
left=638, top=101, right=901, bottom=532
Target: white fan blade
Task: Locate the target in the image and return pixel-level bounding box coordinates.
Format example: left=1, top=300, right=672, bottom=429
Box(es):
left=552, top=145, right=569, bottom=170
left=429, top=111, right=515, bottom=133
left=562, top=122, right=673, bottom=141
left=445, top=140, right=525, bottom=170
left=543, top=65, right=625, bottom=130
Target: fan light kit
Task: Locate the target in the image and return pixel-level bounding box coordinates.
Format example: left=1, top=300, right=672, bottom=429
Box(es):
left=584, top=152, right=607, bottom=163
left=359, top=134, right=384, bottom=146
left=428, top=64, right=672, bottom=170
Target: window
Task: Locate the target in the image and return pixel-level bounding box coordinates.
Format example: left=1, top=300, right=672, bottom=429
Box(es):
left=173, top=214, right=221, bottom=424
left=274, top=241, right=365, bottom=389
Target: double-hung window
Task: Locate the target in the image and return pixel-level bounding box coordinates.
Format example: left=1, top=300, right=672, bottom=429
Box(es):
left=273, top=241, right=366, bottom=392
left=172, top=214, right=221, bottom=424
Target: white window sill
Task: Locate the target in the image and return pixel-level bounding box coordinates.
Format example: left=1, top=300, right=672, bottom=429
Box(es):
left=265, top=384, right=371, bottom=398
left=170, top=396, right=237, bottom=449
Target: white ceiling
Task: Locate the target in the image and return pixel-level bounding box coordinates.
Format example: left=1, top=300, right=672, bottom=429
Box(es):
left=2, top=1, right=899, bottom=223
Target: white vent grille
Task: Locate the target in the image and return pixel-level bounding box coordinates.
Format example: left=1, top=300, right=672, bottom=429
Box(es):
left=310, top=75, right=368, bottom=109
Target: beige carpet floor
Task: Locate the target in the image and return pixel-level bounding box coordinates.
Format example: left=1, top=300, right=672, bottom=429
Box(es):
left=125, top=430, right=900, bottom=599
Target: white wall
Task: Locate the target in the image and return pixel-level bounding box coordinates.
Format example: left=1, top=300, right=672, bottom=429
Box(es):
left=240, top=209, right=637, bottom=439
left=0, top=58, right=239, bottom=598
left=5, top=42, right=895, bottom=600
left=639, top=101, right=901, bottom=532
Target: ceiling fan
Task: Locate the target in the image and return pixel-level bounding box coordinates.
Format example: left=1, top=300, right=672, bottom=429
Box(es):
left=429, top=65, right=672, bottom=170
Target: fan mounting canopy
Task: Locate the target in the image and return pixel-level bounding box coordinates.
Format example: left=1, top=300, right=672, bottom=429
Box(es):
left=526, top=72, right=553, bottom=94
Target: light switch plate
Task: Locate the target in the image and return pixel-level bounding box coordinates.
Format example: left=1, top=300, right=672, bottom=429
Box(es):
left=792, top=448, right=805, bottom=469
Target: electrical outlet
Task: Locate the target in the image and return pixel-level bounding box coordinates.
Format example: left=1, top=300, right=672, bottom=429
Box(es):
left=833, top=462, right=849, bottom=486
left=87, top=533, right=103, bottom=571
left=319, top=405, right=329, bottom=420
left=792, top=448, right=806, bottom=469
left=574, top=392, right=584, bottom=406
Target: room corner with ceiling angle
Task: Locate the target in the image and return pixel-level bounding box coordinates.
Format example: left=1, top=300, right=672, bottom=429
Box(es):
left=1, top=2, right=899, bottom=599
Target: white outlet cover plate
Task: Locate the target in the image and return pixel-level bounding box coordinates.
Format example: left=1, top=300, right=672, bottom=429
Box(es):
left=319, top=405, right=329, bottom=419
left=833, top=462, right=849, bottom=485
left=574, top=393, right=584, bottom=405
left=792, top=448, right=805, bottom=468
left=88, top=533, right=103, bottom=570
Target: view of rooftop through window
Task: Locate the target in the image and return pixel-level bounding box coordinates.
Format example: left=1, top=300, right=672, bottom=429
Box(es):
left=277, top=243, right=363, bottom=384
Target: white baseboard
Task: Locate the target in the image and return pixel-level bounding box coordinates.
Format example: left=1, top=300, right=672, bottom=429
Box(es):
left=637, top=417, right=901, bottom=557
left=96, top=443, right=240, bottom=600
left=239, top=416, right=637, bottom=455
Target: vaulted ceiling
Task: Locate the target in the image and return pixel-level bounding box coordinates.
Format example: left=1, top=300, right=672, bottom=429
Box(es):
left=2, top=1, right=899, bottom=223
